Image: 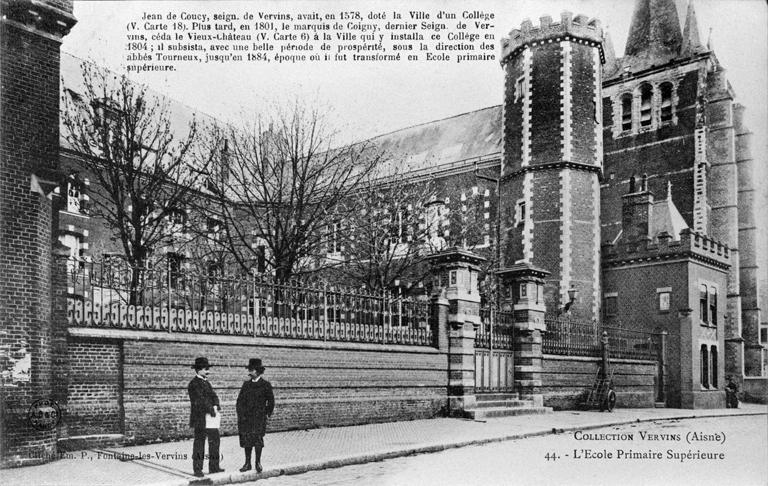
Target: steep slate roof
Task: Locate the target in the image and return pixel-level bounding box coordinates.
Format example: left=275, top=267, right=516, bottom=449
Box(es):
left=370, top=106, right=502, bottom=177
left=650, top=194, right=688, bottom=240
left=60, top=52, right=502, bottom=178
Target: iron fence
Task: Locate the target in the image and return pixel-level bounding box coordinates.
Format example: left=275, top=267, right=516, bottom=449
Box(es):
left=543, top=314, right=601, bottom=357
left=476, top=307, right=515, bottom=350
left=65, top=258, right=432, bottom=346
left=603, top=326, right=660, bottom=360
left=542, top=314, right=661, bottom=360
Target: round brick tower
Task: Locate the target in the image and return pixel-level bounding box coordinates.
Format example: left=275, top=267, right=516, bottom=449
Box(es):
left=500, top=12, right=605, bottom=322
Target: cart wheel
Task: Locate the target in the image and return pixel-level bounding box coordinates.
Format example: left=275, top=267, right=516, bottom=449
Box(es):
left=604, top=390, right=617, bottom=412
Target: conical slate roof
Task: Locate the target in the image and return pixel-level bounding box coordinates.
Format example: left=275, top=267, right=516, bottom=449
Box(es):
left=681, top=0, right=706, bottom=55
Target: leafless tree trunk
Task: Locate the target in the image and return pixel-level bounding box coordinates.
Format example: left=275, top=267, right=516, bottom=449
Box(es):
left=195, top=100, right=384, bottom=283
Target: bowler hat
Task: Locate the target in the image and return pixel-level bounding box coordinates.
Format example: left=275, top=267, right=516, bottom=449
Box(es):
left=246, top=358, right=265, bottom=371
left=192, top=357, right=213, bottom=369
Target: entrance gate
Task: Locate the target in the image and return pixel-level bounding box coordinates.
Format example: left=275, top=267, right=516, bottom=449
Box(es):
left=474, top=308, right=515, bottom=392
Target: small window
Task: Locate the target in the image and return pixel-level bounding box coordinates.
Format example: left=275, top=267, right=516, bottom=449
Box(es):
left=621, top=94, right=633, bottom=131
left=519, top=283, right=527, bottom=298
left=206, top=218, right=222, bottom=236
left=450, top=270, right=457, bottom=286
left=709, top=287, right=718, bottom=326
left=640, top=84, right=653, bottom=127
left=515, top=76, right=527, bottom=102
left=168, top=207, right=187, bottom=226
left=711, top=346, right=718, bottom=388
left=658, top=291, right=670, bottom=312
left=660, top=83, right=673, bottom=123
left=701, top=345, right=709, bottom=388
left=604, top=295, right=618, bottom=316
left=515, top=200, right=526, bottom=227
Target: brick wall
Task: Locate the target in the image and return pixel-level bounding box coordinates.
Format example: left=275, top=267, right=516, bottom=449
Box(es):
left=65, top=331, right=447, bottom=445
left=530, top=43, right=562, bottom=166
left=601, top=68, right=701, bottom=242
left=542, top=355, right=656, bottom=409
left=570, top=43, right=597, bottom=165
left=0, top=0, right=74, bottom=467
left=65, top=339, right=122, bottom=436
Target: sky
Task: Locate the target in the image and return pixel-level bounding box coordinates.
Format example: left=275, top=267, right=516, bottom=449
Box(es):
left=62, top=0, right=768, bottom=150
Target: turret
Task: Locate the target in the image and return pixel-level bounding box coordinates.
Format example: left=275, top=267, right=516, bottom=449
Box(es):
left=499, top=13, right=604, bottom=321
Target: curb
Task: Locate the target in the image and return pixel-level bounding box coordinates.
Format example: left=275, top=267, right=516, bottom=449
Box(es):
left=173, top=409, right=766, bottom=486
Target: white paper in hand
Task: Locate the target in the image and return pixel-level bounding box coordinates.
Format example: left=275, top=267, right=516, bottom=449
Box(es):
left=205, top=406, right=221, bottom=429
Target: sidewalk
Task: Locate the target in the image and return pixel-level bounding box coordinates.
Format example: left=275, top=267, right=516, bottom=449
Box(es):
left=3, top=404, right=765, bottom=486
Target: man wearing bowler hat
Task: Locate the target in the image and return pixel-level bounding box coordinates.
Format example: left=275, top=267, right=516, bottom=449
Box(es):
left=236, top=358, right=274, bottom=473
left=188, top=357, right=224, bottom=477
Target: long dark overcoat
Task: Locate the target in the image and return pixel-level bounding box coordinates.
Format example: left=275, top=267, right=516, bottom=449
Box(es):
left=188, top=376, right=220, bottom=429
left=236, top=378, right=275, bottom=447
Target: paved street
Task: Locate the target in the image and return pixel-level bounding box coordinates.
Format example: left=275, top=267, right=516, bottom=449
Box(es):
left=250, top=415, right=768, bottom=486
left=1, top=405, right=764, bottom=486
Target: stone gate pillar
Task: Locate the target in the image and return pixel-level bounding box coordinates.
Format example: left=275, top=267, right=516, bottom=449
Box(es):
left=498, top=263, right=549, bottom=406
left=0, top=0, right=76, bottom=467
left=427, top=248, right=485, bottom=416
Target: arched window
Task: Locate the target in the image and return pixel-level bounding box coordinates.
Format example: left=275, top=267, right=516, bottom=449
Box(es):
left=640, top=84, right=653, bottom=127
left=699, top=284, right=708, bottom=323
left=660, top=82, right=673, bottom=123
left=701, top=345, right=709, bottom=388
left=711, top=346, right=718, bottom=388
left=621, top=93, right=633, bottom=131
left=709, top=287, right=718, bottom=326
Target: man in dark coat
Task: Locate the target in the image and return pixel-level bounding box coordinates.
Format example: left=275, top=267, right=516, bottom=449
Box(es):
left=236, top=358, right=275, bottom=473
left=188, top=357, right=224, bottom=477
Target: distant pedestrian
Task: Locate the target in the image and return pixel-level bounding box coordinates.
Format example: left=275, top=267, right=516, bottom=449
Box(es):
left=725, top=375, right=740, bottom=408
left=236, top=358, right=275, bottom=473
left=188, top=357, right=225, bottom=477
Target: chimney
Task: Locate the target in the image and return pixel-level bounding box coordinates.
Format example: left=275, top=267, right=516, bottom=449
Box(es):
left=621, top=174, right=654, bottom=243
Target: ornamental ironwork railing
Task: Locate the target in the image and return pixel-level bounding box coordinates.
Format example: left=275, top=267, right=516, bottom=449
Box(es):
left=65, top=258, right=432, bottom=346
left=603, top=326, right=659, bottom=360
left=543, top=314, right=661, bottom=360
left=476, top=307, right=515, bottom=350
left=543, top=314, right=601, bottom=357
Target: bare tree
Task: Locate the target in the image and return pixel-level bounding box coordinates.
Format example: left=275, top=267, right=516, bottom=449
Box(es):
left=328, top=171, right=438, bottom=292
left=61, top=61, right=208, bottom=303
left=196, top=101, right=384, bottom=283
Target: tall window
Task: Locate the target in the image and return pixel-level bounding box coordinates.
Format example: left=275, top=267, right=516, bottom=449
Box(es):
left=640, top=84, right=653, bottom=127
left=711, top=346, right=718, bottom=388
left=660, top=82, right=673, bottom=123
left=167, top=252, right=184, bottom=290
left=699, top=284, right=708, bottom=324
left=328, top=220, right=340, bottom=254
left=701, top=345, right=709, bottom=388
left=709, top=287, right=718, bottom=326
left=621, top=93, right=633, bottom=131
